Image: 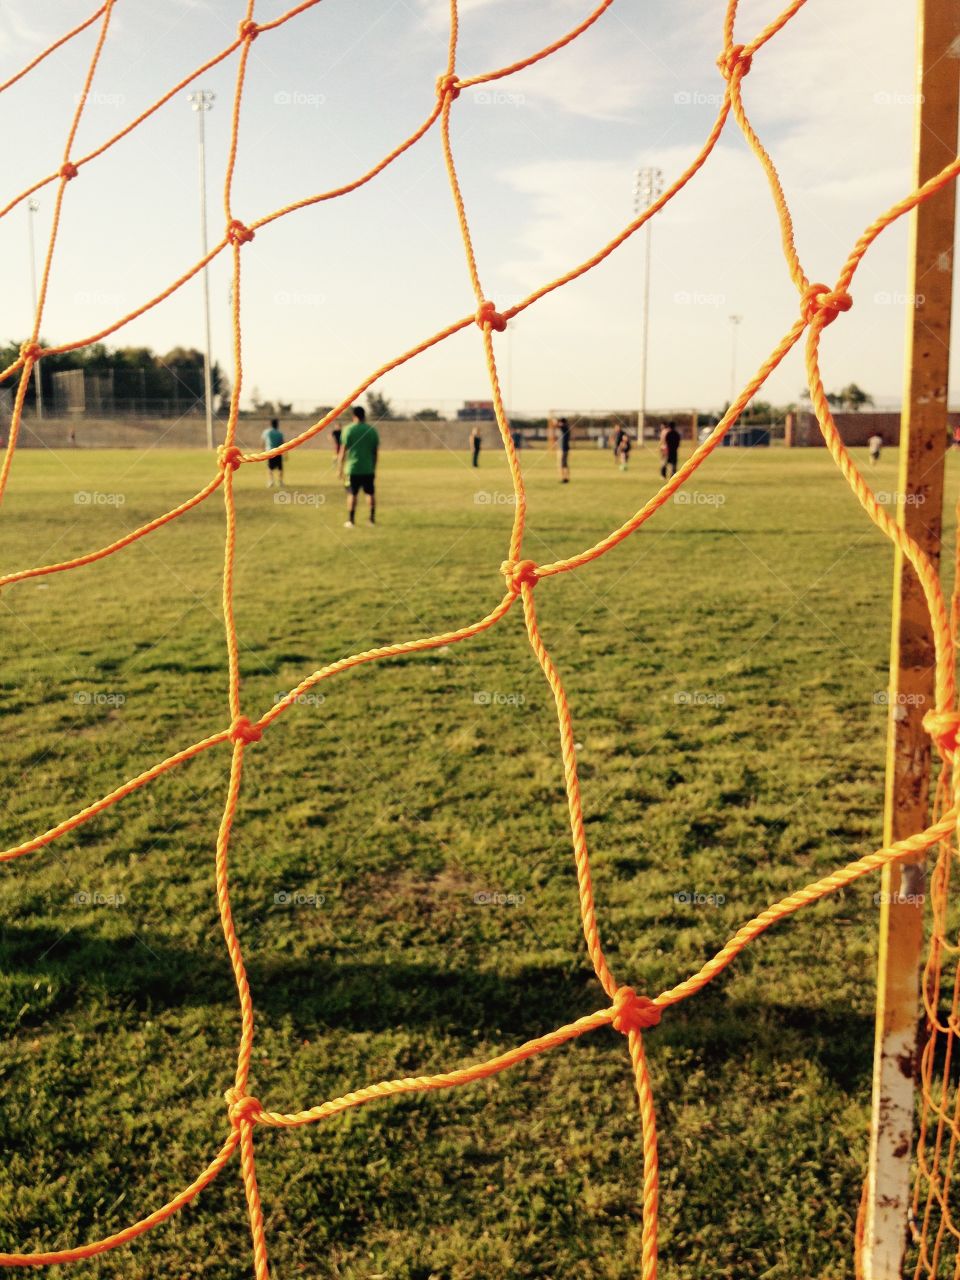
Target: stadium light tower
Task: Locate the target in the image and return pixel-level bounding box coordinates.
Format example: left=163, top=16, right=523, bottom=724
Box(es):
left=26, top=200, right=43, bottom=419
left=728, top=314, right=742, bottom=409
left=188, top=89, right=216, bottom=451
left=634, top=166, right=663, bottom=445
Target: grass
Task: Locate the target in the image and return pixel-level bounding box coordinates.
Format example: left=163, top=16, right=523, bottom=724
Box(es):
left=0, top=441, right=953, bottom=1279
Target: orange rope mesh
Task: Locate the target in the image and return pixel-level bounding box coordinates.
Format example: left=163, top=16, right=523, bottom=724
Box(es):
left=1, top=1, right=958, bottom=1276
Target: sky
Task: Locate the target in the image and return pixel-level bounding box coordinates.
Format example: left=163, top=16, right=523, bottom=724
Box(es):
left=0, top=0, right=957, bottom=419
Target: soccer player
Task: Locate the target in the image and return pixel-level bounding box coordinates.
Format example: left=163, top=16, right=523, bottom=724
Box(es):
left=617, top=428, right=632, bottom=472
left=557, top=416, right=571, bottom=483
left=868, top=432, right=883, bottom=466
left=262, top=417, right=285, bottom=487
left=470, top=426, right=482, bottom=467
left=659, top=420, right=681, bottom=479
left=338, top=405, right=380, bottom=526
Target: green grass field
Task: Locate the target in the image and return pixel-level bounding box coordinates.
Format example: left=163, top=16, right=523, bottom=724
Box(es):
left=0, top=443, right=953, bottom=1279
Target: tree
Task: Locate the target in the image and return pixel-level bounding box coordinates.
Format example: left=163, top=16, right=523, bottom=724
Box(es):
left=366, top=389, right=393, bottom=421
left=413, top=408, right=441, bottom=421
left=840, top=382, right=873, bottom=412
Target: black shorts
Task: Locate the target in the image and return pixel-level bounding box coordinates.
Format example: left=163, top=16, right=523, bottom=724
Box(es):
left=348, top=473, right=375, bottom=495
left=267, top=456, right=283, bottom=471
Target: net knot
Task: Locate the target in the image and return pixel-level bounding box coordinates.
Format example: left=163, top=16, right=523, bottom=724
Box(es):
left=716, top=43, right=752, bottom=81
left=801, top=282, right=852, bottom=327
left=227, top=219, right=255, bottom=246
left=217, top=444, right=244, bottom=472
left=611, top=986, right=661, bottom=1035
left=923, top=708, right=960, bottom=757
left=230, top=715, right=263, bottom=745
left=225, top=1087, right=262, bottom=1126
left=59, top=161, right=79, bottom=181
left=436, top=73, right=461, bottom=101
left=475, top=299, right=507, bottom=332
left=500, top=559, right=539, bottom=594
left=238, top=19, right=259, bottom=41
left=19, top=341, right=42, bottom=363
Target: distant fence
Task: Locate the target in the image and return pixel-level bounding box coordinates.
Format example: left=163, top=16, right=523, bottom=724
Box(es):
left=787, top=409, right=960, bottom=446
left=2, top=415, right=518, bottom=453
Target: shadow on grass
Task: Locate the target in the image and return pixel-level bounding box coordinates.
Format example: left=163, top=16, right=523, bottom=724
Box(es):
left=2, top=924, right=872, bottom=1087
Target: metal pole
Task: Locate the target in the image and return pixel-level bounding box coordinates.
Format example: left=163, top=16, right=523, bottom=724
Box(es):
left=188, top=90, right=215, bottom=450
left=863, top=0, right=959, bottom=1273
left=27, top=200, right=43, bottom=419
left=635, top=167, right=662, bottom=447
left=728, top=314, right=742, bottom=410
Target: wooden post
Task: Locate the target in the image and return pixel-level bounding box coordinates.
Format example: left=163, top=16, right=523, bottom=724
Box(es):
left=863, top=2, right=959, bottom=1275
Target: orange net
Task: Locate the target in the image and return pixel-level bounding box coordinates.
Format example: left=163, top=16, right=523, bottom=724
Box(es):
left=910, top=527, right=960, bottom=1278
left=1, top=2, right=959, bottom=1277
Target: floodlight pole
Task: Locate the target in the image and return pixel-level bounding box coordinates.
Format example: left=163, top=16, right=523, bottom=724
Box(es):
left=728, top=314, right=742, bottom=411
left=26, top=200, right=43, bottom=420
left=188, top=89, right=216, bottom=451
left=635, top=166, right=662, bottom=447
left=863, top=1, right=959, bottom=1275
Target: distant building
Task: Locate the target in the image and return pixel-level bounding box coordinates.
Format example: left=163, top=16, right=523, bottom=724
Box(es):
left=456, top=399, right=496, bottom=421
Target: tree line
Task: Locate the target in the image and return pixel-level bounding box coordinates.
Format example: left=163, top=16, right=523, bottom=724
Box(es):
left=0, top=341, right=228, bottom=411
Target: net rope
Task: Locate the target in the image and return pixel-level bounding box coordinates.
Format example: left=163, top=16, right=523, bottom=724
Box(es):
left=1, top=1, right=959, bottom=1276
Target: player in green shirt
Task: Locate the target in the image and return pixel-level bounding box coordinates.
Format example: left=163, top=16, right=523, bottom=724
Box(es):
left=337, top=405, right=380, bottom=526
